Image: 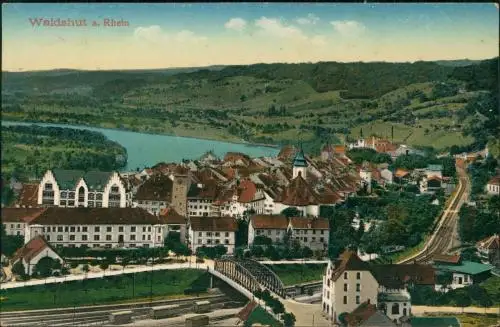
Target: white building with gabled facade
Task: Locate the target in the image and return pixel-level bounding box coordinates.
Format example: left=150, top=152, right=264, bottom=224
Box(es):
left=38, top=169, right=131, bottom=208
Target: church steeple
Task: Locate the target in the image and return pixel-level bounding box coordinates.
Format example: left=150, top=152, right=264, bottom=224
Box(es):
left=292, top=143, right=308, bottom=179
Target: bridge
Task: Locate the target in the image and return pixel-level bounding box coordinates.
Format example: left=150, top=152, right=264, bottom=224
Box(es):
left=214, top=258, right=286, bottom=298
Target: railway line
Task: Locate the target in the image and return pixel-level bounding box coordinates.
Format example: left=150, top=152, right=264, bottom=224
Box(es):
left=399, top=164, right=470, bottom=264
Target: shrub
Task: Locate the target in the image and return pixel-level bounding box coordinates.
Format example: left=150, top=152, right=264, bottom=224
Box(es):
left=283, top=312, right=296, bottom=327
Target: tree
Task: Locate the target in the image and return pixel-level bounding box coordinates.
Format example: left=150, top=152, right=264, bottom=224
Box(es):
left=12, top=260, right=26, bottom=277
left=34, top=257, right=58, bottom=278
left=99, top=262, right=109, bottom=271
left=254, top=235, right=273, bottom=246
left=281, top=207, right=302, bottom=218
left=236, top=219, right=249, bottom=247
left=82, top=264, right=90, bottom=273
left=0, top=224, right=24, bottom=256
left=478, top=293, right=493, bottom=313
left=455, top=290, right=472, bottom=313
left=283, top=312, right=296, bottom=327
left=301, top=246, right=313, bottom=258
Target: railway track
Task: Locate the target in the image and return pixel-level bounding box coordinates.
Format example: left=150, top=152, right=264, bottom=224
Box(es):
left=0, top=294, right=230, bottom=326
left=399, top=166, right=470, bottom=264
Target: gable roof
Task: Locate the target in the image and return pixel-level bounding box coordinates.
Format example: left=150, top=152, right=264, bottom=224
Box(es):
left=31, top=207, right=165, bottom=225
left=434, top=260, right=493, bottom=275
left=289, top=217, right=329, bottom=230
left=251, top=214, right=288, bottom=229
left=189, top=216, right=238, bottom=232
left=51, top=169, right=115, bottom=191
left=330, top=251, right=371, bottom=281
left=135, top=174, right=173, bottom=201
left=346, top=302, right=396, bottom=327
left=487, top=176, right=500, bottom=186
left=394, top=169, right=410, bottom=178
left=371, top=263, right=435, bottom=288
left=476, top=234, right=499, bottom=250
left=12, top=235, right=60, bottom=263
left=433, top=254, right=461, bottom=264
left=237, top=179, right=258, bottom=203
left=1, top=208, right=46, bottom=223
left=278, top=175, right=321, bottom=206
left=160, top=207, right=186, bottom=225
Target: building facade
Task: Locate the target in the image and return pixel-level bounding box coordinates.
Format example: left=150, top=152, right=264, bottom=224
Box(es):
left=248, top=214, right=288, bottom=245
left=38, top=169, right=131, bottom=208
left=187, top=216, right=237, bottom=254
left=288, top=217, right=329, bottom=251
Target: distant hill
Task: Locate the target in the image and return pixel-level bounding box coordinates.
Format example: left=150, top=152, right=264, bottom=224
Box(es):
left=434, top=59, right=483, bottom=67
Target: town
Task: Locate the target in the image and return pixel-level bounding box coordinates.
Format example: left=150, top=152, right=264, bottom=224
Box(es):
left=1, top=136, right=499, bottom=327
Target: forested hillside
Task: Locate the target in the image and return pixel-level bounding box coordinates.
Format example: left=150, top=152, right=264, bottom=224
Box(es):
left=1, top=58, right=498, bottom=154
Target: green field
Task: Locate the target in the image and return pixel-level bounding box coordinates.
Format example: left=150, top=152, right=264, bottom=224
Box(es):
left=1, top=58, right=497, bottom=153
left=0, top=269, right=209, bottom=311
left=266, top=264, right=326, bottom=286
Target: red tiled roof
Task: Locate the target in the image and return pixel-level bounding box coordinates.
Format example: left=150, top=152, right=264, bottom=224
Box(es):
left=1, top=208, right=46, bottom=223
left=331, top=251, right=371, bottom=281
left=428, top=176, right=442, bottom=181
left=189, top=216, right=238, bottom=232
left=290, top=217, right=329, bottom=229
left=237, top=180, right=257, bottom=203
left=433, top=254, right=461, bottom=264
left=394, top=169, right=409, bottom=178
left=251, top=215, right=288, bottom=229
left=278, top=176, right=320, bottom=206
left=223, top=152, right=251, bottom=166
left=277, top=145, right=297, bottom=161
left=12, top=235, right=58, bottom=263
left=15, top=184, right=40, bottom=208
left=160, top=207, right=186, bottom=225
left=488, top=176, right=500, bottom=186
left=345, top=302, right=377, bottom=326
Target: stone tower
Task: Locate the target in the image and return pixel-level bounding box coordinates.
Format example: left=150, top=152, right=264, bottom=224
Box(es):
left=171, top=167, right=190, bottom=217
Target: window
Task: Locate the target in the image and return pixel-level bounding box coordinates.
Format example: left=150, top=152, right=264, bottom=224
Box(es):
left=70, top=227, right=76, bottom=232
left=198, top=232, right=202, bottom=236
left=65, top=227, right=69, bottom=232
left=58, top=227, right=63, bottom=232
left=344, top=284, right=348, bottom=292
left=57, top=235, right=63, bottom=241
left=96, top=202, right=102, bottom=208
left=96, top=194, right=103, bottom=200
left=207, top=239, right=212, bottom=244
left=142, top=235, right=146, bottom=241
left=82, top=226, right=88, bottom=232
left=215, top=239, right=220, bottom=244
left=82, top=235, right=88, bottom=241
left=130, top=235, right=136, bottom=241
left=69, top=235, right=75, bottom=241
left=119, top=226, right=124, bottom=232
left=68, top=200, right=75, bottom=206
left=207, top=232, right=212, bottom=237
left=356, top=284, right=360, bottom=292
left=391, top=304, right=399, bottom=315
left=356, top=272, right=361, bottom=279
left=198, top=239, right=202, bottom=244
left=225, top=239, right=229, bottom=244
left=61, top=191, right=67, bottom=197
left=131, top=226, right=136, bottom=232
left=107, top=226, right=112, bottom=232
left=143, top=227, right=146, bottom=232
left=225, top=232, right=229, bottom=237
left=111, top=186, right=119, bottom=193
left=215, top=232, right=220, bottom=237
left=45, top=183, right=53, bottom=190
left=343, top=296, right=347, bottom=304
left=94, top=235, right=100, bottom=241
left=106, top=235, right=112, bottom=241
left=148, top=235, right=151, bottom=240
left=344, top=272, right=348, bottom=280
left=17, top=224, right=21, bottom=228
left=88, top=193, right=95, bottom=200
left=88, top=201, right=95, bottom=207
left=148, top=226, right=151, bottom=232
left=95, top=226, right=100, bottom=232
left=46, top=235, right=51, bottom=241
left=356, top=296, right=360, bottom=304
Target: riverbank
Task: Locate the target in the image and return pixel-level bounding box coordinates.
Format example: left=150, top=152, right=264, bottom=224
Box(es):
left=1, top=117, right=280, bottom=149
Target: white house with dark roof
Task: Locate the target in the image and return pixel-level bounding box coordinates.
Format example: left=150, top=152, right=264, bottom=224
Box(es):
left=248, top=214, right=289, bottom=245
left=133, top=174, right=173, bottom=215
left=476, top=234, right=500, bottom=267
left=37, top=169, right=131, bottom=208
left=187, top=216, right=237, bottom=254
left=25, top=207, right=168, bottom=248
left=486, top=176, right=500, bottom=195
left=288, top=217, right=329, bottom=251
left=1, top=208, right=46, bottom=236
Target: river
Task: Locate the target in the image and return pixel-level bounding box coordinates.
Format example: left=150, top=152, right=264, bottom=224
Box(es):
left=1, top=121, right=279, bottom=171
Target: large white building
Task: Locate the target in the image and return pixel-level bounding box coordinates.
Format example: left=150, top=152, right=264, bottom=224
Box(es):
left=38, top=169, right=132, bottom=208
left=248, top=214, right=288, bottom=245
left=25, top=207, right=169, bottom=248
left=12, top=235, right=63, bottom=276
left=1, top=208, right=45, bottom=236
left=322, top=251, right=435, bottom=325
left=187, top=216, right=237, bottom=255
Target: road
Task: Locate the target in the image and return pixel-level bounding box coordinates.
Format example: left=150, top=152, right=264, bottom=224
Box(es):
left=398, top=160, right=470, bottom=264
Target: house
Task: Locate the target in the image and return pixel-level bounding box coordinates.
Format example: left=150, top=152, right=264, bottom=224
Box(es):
left=11, top=235, right=63, bottom=276
left=476, top=235, right=500, bottom=268
left=248, top=214, right=289, bottom=245
left=1, top=208, right=46, bottom=236
left=322, top=251, right=435, bottom=324
left=187, top=181, right=220, bottom=217
left=486, top=176, right=500, bottom=195
left=433, top=254, right=493, bottom=291
left=419, top=176, right=442, bottom=194
left=345, top=302, right=398, bottom=327
left=25, top=207, right=168, bottom=249
left=134, top=174, right=173, bottom=215
left=187, top=216, right=238, bottom=255
left=393, top=169, right=410, bottom=184
left=214, top=179, right=266, bottom=219
left=38, top=169, right=132, bottom=208
left=322, top=251, right=380, bottom=322
left=161, top=207, right=188, bottom=243
left=288, top=217, right=329, bottom=251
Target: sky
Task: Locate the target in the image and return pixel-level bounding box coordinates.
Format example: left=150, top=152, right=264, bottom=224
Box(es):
left=2, top=3, right=499, bottom=71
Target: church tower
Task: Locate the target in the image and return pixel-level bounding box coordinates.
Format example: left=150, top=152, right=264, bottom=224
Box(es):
left=292, top=145, right=308, bottom=179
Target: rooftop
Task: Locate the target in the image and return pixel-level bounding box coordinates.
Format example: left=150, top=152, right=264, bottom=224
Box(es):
left=1, top=208, right=46, bottom=223
left=434, top=260, right=493, bottom=275
left=251, top=214, right=288, bottom=229
left=189, top=216, right=238, bottom=232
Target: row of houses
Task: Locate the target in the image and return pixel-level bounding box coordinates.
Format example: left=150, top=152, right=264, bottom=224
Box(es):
left=14, top=146, right=360, bottom=221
